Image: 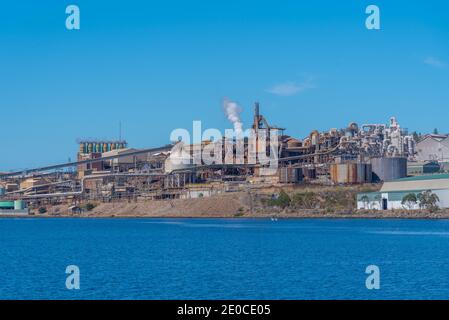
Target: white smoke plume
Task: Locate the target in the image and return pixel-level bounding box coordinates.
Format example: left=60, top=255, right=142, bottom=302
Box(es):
left=223, top=98, right=243, bottom=136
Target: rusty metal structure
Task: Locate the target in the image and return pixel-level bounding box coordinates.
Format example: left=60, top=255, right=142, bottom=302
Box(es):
left=330, top=163, right=373, bottom=184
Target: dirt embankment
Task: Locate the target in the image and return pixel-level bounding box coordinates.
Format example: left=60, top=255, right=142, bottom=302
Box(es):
left=33, top=184, right=449, bottom=219
left=87, top=193, right=249, bottom=218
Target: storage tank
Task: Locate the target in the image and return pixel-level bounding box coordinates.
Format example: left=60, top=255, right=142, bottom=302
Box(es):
left=0, top=187, right=5, bottom=196
left=279, top=167, right=303, bottom=184
left=0, top=201, right=14, bottom=209
left=371, top=157, right=407, bottom=182
left=14, top=200, right=25, bottom=210
left=88, top=143, right=93, bottom=153
left=330, top=163, right=372, bottom=184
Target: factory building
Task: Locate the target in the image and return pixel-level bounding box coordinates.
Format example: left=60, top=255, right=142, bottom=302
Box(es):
left=357, top=173, right=449, bottom=210
left=77, top=152, right=104, bottom=178
left=407, top=161, right=440, bottom=176
left=20, top=178, right=47, bottom=190
left=415, top=134, right=449, bottom=162
left=77, top=140, right=129, bottom=177
left=102, top=148, right=152, bottom=172
left=0, top=101, right=434, bottom=208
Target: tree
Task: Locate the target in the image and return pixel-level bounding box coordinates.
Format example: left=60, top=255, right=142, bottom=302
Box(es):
left=374, top=194, right=382, bottom=210
left=417, top=190, right=440, bottom=212
left=360, top=195, right=370, bottom=209
left=401, top=193, right=418, bottom=210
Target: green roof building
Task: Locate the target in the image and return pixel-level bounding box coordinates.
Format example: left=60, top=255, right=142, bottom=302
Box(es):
left=357, top=173, right=449, bottom=210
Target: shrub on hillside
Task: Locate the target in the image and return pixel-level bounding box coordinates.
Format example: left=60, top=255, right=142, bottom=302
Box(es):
left=268, top=190, right=291, bottom=209
left=291, top=192, right=318, bottom=209
left=84, top=203, right=96, bottom=211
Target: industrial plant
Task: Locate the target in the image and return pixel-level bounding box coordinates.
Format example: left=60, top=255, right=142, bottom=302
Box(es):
left=1, top=102, right=447, bottom=215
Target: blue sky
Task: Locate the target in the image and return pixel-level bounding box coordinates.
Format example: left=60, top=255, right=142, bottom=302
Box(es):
left=1, top=1, right=448, bottom=170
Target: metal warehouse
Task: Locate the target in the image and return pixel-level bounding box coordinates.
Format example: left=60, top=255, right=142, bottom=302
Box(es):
left=357, top=173, right=449, bottom=210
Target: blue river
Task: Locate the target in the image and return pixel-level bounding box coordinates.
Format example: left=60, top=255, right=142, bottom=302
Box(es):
left=1, top=218, right=449, bottom=300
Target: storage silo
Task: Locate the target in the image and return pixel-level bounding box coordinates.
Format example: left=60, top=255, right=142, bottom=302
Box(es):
left=88, top=143, right=93, bottom=153
left=330, top=163, right=372, bottom=184
left=371, top=157, right=407, bottom=182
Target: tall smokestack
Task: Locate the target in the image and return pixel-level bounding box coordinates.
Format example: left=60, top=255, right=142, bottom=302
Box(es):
left=255, top=102, right=260, bottom=119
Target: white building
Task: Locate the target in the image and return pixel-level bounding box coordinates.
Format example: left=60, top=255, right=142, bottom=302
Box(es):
left=357, top=173, right=449, bottom=210
left=415, top=134, right=449, bottom=162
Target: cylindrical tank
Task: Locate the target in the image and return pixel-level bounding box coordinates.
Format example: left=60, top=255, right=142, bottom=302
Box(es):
left=0, top=187, right=6, bottom=196
left=371, top=157, right=407, bottom=182
left=88, top=143, right=93, bottom=153
left=330, top=163, right=372, bottom=184
left=14, top=200, right=25, bottom=210
left=0, top=201, right=14, bottom=209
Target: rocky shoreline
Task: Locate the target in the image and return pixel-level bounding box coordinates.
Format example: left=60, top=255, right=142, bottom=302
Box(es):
left=2, top=211, right=449, bottom=219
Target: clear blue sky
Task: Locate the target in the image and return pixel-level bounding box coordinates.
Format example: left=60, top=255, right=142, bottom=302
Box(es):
left=1, top=0, right=448, bottom=171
